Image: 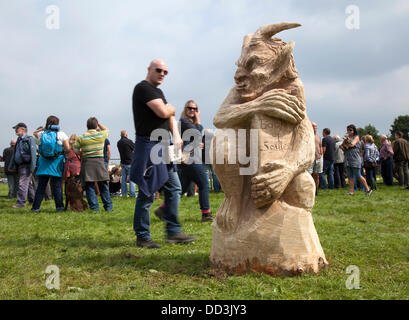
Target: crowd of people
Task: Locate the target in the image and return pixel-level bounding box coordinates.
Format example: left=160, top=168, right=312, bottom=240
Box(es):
left=309, top=122, right=409, bottom=195
left=1, top=58, right=409, bottom=249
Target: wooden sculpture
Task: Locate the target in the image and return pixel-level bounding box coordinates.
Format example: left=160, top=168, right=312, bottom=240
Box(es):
left=210, top=22, right=328, bottom=276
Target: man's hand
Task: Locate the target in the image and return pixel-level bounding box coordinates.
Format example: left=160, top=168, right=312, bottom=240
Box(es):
left=251, top=162, right=294, bottom=208
left=147, top=99, right=175, bottom=118
left=166, top=104, right=176, bottom=117
left=98, top=122, right=108, bottom=131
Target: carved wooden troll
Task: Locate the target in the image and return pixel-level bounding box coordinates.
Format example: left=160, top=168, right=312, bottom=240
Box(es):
left=210, top=22, right=328, bottom=276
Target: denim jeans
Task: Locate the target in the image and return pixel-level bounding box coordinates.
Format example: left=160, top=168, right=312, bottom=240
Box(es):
left=334, top=163, right=346, bottom=188
left=6, top=174, right=18, bottom=198
left=85, top=181, right=113, bottom=212
left=120, top=164, right=136, bottom=197
left=16, top=164, right=35, bottom=207
left=133, top=166, right=182, bottom=241
left=204, top=164, right=221, bottom=192
left=32, top=175, right=64, bottom=211
left=32, top=175, right=52, bottom=201
left=354, top=166, right=365, bottom=191
left=380, top=158, right=394, bottom=185
left=365, top=166, right=377, bottom=190
left=180, top=163, right=210, bottom=210
left=319, top=160, right=334, bottom=189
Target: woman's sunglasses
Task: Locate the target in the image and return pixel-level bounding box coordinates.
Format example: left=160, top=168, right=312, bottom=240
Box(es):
left=187, top=107, right=198, bottom=111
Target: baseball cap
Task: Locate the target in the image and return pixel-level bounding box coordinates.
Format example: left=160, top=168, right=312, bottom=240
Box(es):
left=12, top=122, right=27, bottom=130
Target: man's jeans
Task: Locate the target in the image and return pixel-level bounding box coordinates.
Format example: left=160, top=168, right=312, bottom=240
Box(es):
left=395, top=160, right=409, bottom=187
left=334, top=163, right=346, bottom=188
left=32, top=175, right=64, bottom=211
left=85, top=181, right=113, bottom=212
left=381, top=158, right=394, bottom=185
left=133, top=166, right=182, bottom=241
left=180, top=163, right=210, bottom=210
left=16, top=164, right=34, bottom=207
left=121, top=164, right=136, bottom=197
left=6, top=174, right=18, bottom=198
left=319, top=160, right=335, bottom=189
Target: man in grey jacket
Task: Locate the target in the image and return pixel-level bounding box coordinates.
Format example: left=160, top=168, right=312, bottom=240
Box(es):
left=9, top=123, right=37, bottom=208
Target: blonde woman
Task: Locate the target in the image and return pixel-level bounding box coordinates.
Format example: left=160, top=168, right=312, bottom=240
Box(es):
left=156, top=100, right=213, bottom=222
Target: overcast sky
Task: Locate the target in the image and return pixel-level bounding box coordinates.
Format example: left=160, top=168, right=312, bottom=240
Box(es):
left=1, top=0, right=408, bottom=160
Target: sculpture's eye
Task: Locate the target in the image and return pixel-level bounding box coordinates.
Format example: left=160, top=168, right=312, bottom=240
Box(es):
left=245, top=56, right=261, bottom=70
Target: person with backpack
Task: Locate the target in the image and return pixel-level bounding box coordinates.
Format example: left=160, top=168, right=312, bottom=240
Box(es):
left=31, top=116, right=70, bottom=213
left=8, top=122, right=37, bottom=209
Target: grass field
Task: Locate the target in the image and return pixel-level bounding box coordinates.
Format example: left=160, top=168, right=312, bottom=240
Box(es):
left=0, top=181, right=408, bottom=300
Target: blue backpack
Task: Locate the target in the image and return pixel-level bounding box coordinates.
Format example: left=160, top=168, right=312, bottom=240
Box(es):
left=39, top=130, right=62, bottom=159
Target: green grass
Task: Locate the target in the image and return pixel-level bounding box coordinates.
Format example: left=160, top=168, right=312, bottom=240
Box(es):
left=0, top=181, right=408, bottom=300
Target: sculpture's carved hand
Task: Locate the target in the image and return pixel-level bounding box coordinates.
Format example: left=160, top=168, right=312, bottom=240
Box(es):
left=251, top=162, right=294, bottom=208
left=253, top=89, right=306, bottom=125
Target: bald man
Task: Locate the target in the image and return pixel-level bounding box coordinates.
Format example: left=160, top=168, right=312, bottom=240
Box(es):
left=2, top=140, right=18, bottom=198
left=117, top=130, right=136, bottom=197
left=130, top=59, right=195, bottom=248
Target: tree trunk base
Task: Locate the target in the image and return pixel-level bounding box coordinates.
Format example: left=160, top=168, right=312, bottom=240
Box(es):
left=210, top=196, right=328, bottom=276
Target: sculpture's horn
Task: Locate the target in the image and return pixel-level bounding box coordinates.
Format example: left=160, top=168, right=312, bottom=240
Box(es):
left=256, top=22, right=301, bottom=40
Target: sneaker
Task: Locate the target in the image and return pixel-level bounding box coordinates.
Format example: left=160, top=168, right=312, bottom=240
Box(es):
left=166, top=233, right=196, bottom=244
left=31, top=208, right=41, bottom=213
left=346, top=192, right=354, bottom=196
left=365, top=189, right=373, bottom=196
left=201, top=212, right=214, bottom=222
left=11, top=205, right=24, bottom=209
left=154, top=206, right=164, bottom=221
left=136, top=238, right=161, bottom=249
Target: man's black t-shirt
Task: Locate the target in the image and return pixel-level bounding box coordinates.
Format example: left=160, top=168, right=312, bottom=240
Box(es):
left=322, top=135, right=335, bottom=161
left=132, top=80, right=170, bottom=137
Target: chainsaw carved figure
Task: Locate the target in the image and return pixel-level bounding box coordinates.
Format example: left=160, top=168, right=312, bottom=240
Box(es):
left=210, top=22, right=328, bottom=275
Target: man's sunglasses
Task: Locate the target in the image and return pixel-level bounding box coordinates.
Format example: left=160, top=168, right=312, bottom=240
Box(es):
left=155, top=68, right=168, bottom=75
left=187, top=107, right=198, bottom=111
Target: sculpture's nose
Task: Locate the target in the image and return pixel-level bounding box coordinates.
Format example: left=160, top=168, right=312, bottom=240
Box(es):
left=234, top=68, right=247, bottom=85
